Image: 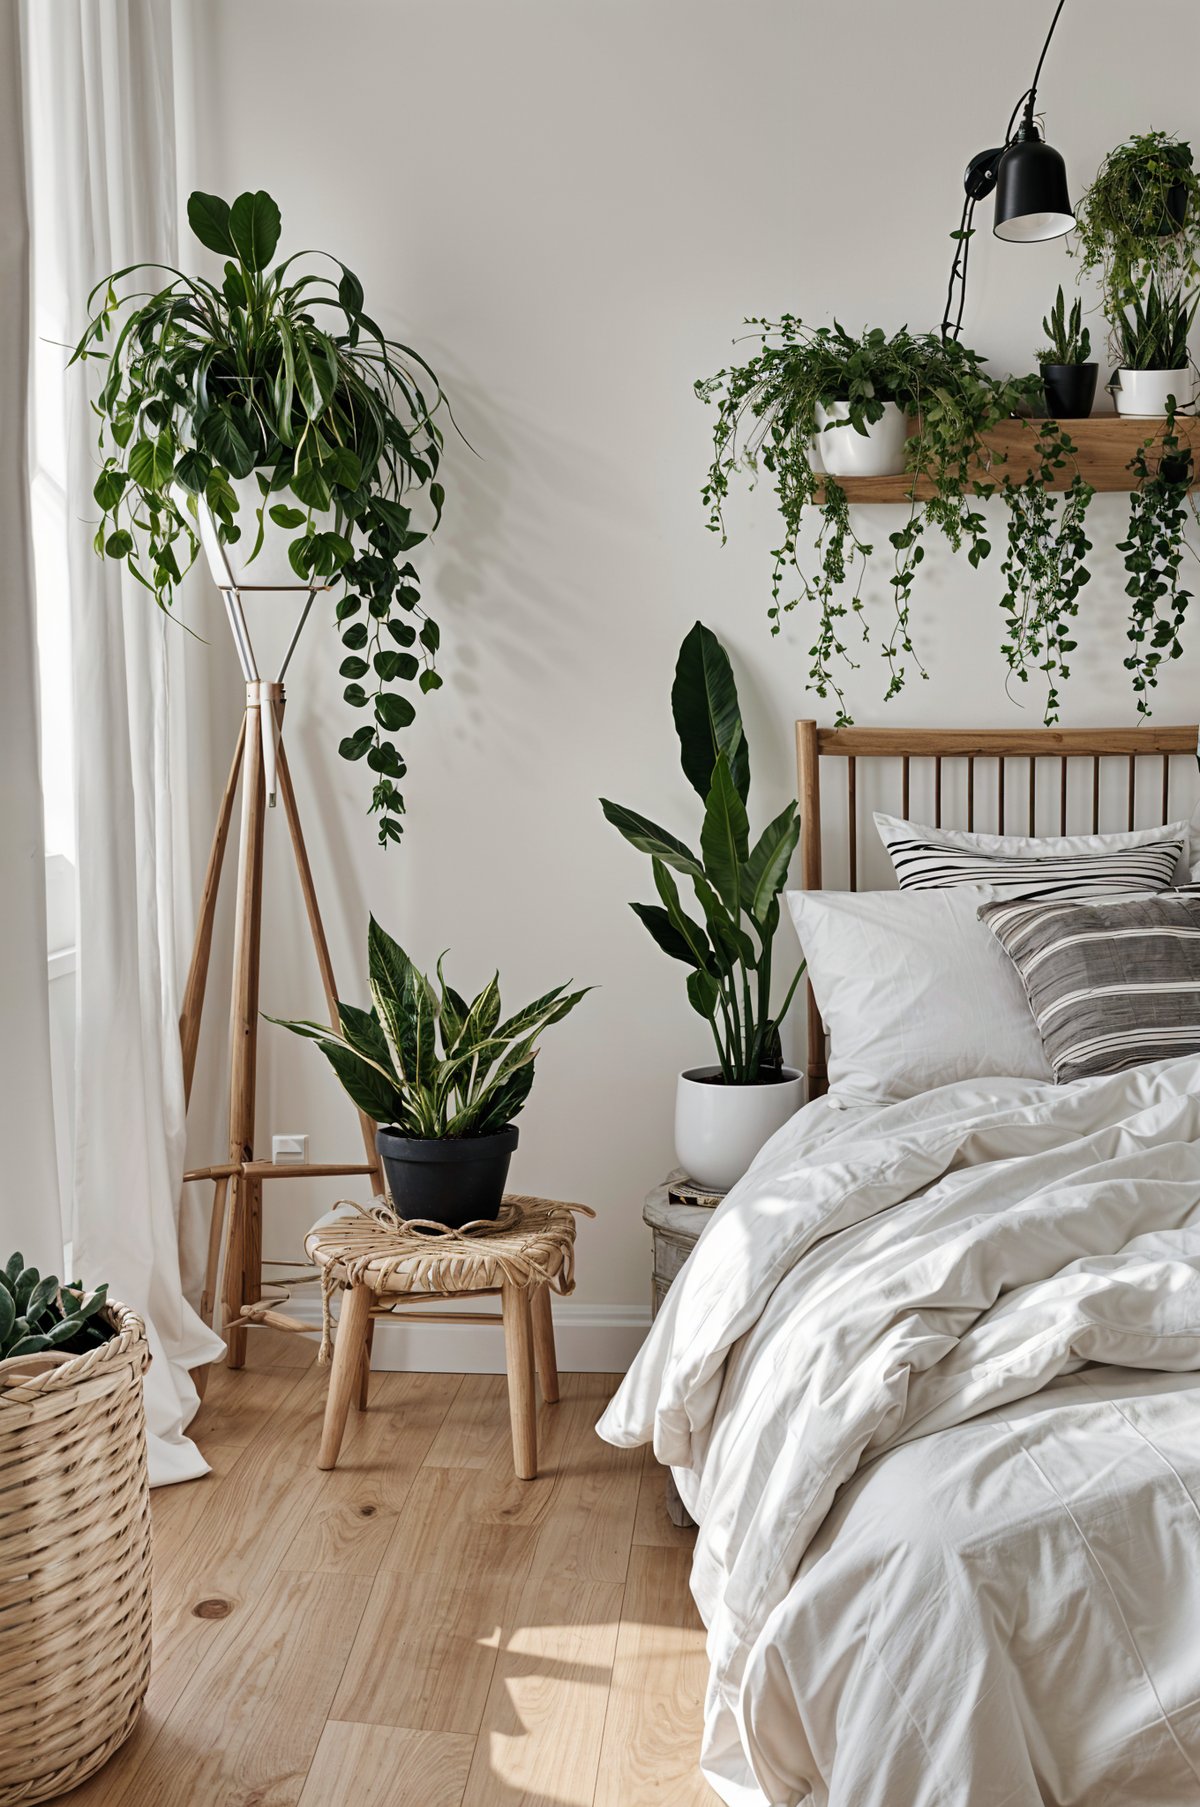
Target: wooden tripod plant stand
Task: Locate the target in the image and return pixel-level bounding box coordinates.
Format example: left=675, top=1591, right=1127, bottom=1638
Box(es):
left=179, top=571, right=382, bottom=1374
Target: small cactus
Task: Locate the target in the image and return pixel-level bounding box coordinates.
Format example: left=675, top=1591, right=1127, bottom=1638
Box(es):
left=0, top=1253, right=114, bottom=1362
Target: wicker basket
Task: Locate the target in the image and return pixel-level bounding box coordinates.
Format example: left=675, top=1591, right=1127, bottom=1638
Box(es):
left=0, top=1303, right=152, bottom=1806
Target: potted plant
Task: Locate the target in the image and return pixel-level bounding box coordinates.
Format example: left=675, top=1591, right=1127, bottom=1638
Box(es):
left=1036, top=286, right=1097, bottom=419
left=0, top=1260, right=150, bottom=1806
left=698, top=318, right=1039, bottom=722
left=1071, top=131, right=1200, bottom=327
left=600, top=623, right=805, bottom=1192
left=72, top=188, right=451, bottom=847
left=271, top=922, right=589, bottom=1227
left=1109, top=278, right=1198, bottom=416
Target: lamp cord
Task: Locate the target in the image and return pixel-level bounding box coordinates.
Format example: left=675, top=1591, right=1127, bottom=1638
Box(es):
left=939, top=0, right=1069, bottom=339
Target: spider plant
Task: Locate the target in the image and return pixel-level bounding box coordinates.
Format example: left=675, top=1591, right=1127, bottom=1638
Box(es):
left=72, top=188, right=452, bottom=846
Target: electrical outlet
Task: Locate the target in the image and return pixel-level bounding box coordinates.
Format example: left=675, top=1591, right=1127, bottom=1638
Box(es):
left=272, top=1134, right=309, bottom=1166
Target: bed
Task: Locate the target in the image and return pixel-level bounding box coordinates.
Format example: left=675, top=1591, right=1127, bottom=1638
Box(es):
left=599, top=722, right=1200, bottom=1807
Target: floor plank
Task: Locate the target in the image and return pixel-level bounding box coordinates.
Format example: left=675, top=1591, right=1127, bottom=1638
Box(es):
left=64, top=1354, right=711, bottom=1807
left=298, top=1721, right=475, bottom=1807
left=594, top=1546, right=717, bottom=1805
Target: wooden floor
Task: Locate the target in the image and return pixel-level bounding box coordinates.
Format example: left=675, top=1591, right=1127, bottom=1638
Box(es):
left=64, top=1331, right=717, bottom=1806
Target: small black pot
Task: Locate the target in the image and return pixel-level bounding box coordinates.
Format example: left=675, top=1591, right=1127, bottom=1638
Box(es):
left=375, top=1124, right=518, bottom=1228
left=1041, top=363, right=1098, bottom=420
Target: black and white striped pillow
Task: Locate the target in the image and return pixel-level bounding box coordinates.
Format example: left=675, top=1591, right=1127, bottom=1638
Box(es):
left=979, top=892, right=1200, bottom=1083
left=875, top=814, right=1185, bottom=897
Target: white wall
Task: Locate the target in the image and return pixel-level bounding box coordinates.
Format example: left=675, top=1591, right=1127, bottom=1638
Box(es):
left=181, top=0, right=1200, bottom=1348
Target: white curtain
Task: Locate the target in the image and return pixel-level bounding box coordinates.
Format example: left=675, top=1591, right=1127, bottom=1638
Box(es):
left=0, top=3, right=63, bottom=1274
left=22, top=0, right=224, bottom=1484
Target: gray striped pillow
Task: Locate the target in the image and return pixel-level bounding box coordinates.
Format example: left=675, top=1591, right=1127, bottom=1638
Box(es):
left=979, top=893, right=1200, bottom=1083
left=875, top=814, right=1186, bottom=896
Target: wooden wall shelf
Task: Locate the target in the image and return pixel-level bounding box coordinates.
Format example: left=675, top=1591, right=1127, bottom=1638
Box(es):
left=813, top=415, right=1200, bottom=503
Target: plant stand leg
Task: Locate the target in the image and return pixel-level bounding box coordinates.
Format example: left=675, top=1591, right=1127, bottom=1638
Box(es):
left=531, top=1282, right=559, bottom=1405
left=179, top=718, right=246, bottom=1106
left=356, top=1319, right=374, bottom=1412
left=224, top=689, right=266, bottom=1371
left=501, top=1282, right=538, bottom=1480
left=318, top=1283, right=373, bottom=1470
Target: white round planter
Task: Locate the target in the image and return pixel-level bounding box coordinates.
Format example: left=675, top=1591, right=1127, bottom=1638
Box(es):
left=1113, top=368, right=1196, bottom=418
left=674, top=1065, right=804, bottom=1193
left=175, top=474, right=340, bottom=590
left=814, top=400, right=908, bottom=477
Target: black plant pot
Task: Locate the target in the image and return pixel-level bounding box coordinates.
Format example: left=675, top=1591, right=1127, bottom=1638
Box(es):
left=376, top=1124, right=518, bottom=1228
left=1041, top=363, right=1098, bottom=420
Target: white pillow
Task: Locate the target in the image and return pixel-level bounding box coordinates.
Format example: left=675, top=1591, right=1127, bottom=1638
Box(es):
left=875, top=812, right=1187, bottom=894
left=786, top=885, right=1050, bottom=1105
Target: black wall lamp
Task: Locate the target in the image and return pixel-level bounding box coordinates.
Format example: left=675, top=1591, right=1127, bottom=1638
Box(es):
left=942, top=0, right=1073, bottom=339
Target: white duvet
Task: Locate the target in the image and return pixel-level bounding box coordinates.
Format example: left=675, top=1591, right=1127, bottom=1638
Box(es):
left=598, top=1059, right=1200, bottom=1807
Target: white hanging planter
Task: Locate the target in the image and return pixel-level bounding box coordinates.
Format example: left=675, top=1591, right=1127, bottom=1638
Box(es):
left=814, top=400, right=909, bottom=477
left=674, top=1065, right=804, bottom=1193
left=177, top=474, right=340, bottom=590
left=1112, top=368, right=1197, bottom=418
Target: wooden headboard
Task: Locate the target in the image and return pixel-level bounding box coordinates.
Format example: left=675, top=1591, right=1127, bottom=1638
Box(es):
left=795, top=721, right=1199, bottom=1097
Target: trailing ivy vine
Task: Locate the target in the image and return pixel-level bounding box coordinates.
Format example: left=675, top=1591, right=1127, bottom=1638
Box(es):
left=1119, top=404, right=1197, bottom=714
left=997, top=423, right=1094, bottom=724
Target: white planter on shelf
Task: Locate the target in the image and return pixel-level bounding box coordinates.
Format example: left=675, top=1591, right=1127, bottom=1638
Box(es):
left=674, top=1065, right=805, bottom=1193
left=814, top=400, right=908, bottom=477
left=1112, top=368, right=1197, bottom=418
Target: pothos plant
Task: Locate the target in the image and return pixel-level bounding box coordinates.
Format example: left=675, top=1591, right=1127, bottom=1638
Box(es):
left=697, top=319, right=1039, bottom=723
left=997, top=424, right=1094, bottom=724
left=72, top=188, right=452, bottom=846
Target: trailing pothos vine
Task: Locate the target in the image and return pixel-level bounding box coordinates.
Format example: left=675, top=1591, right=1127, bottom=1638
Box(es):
left=697, top=318, right=1038, bottom=724
left=1119, top=403, right=1198, bottom=714
left=997, top=423, right=1095, bottom=724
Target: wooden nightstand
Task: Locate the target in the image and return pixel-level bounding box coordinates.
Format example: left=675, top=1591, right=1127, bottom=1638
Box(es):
left=644, top=1171, right=718, bottom=1527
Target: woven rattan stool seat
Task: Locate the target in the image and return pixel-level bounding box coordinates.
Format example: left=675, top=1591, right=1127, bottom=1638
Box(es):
left=305, top=1193, right=592, bottom=1481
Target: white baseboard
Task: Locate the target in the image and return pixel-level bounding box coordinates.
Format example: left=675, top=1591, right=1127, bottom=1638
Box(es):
left=283, top=1293, right=651, bottom=1374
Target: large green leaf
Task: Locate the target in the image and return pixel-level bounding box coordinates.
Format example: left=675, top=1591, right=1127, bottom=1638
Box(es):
left=691, top=872, right=754, bottom=968
left=187, top=191, right=236, bottom=258
left=337, top=1002, right=396, bottom=1077
left=198, top=406, right=258, bottom=479
left=599, top=799, right=703, bottom=879
left=630, top=904, right=704, bottom=968
left=741, top=803, right=801, bottom=926
left=266, top=1014, right=403, bottom=1123
left=229, top=190, right=282, bottom=272
left=651, top=859, right=717, bottom=972
left=686, top=967, right=721, bottom=1020
left=127, top=434, right=176, bottom=492
left=671, top=621, right=749, bottom=804
left=699, top=754, right=749, bottom=914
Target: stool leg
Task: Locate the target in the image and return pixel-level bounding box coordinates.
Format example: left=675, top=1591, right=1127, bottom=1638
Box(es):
left=501, top=1281, right=537, bottom=1480
left=531, top=1283, right=559, bottom=1405
left=318, top=1283, right=372, bottom=1471
left=356, top=1319, right=375, bottom=1412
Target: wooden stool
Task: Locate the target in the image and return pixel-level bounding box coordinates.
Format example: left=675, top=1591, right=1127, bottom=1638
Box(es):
left=305, top=1194, right=589, bottom=1480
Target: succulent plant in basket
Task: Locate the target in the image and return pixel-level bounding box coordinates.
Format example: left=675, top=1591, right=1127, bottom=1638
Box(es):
left=271, top=921, right=590, bottom=1227
left=0, top=1256, right=114, bottom=1362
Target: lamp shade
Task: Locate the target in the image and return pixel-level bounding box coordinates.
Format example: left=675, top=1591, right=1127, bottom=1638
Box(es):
left=993, top=132, right=1074, bottom=241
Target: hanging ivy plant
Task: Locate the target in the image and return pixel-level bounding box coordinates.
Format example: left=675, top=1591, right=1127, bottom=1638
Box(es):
left=1070, top=131, right=1200, bottom=335
left=997, top=423, right=1094, bottom=724
left=697, top=318, right=1038, bottom=722
left=1119, top=403, right=1197, bottom=714
left=72, top=188, right=453, bottom=846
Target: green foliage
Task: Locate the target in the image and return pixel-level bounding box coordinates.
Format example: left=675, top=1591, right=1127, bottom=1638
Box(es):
left=1111, top=277, right=1199, bottom=370
left=73, top=188, right=451, bottom=847
left=270, top=922, right=589, bottom=1138
left=600, top=623, right=804, bottom=1085
left=1070, top=131, right=1200, bottom=326
left=697, top=318, right=1039, bottom=722
left=1118, top=403, right=1197, bottom=714
left=0, top=1255, right=113, bottom=1362
left=1036, top=287, right=1092, bottom=365
left=997, top=425, right=1094, bottom=724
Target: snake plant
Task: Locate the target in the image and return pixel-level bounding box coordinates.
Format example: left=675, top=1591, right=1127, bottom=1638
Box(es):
left=270, top=920, right=590, bottom=1137
left=0, top=1256, right=113, bottom=1362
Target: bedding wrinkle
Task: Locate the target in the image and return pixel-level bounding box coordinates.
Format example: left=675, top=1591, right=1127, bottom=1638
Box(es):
left=598, top=1059, right=1200, bottom=1805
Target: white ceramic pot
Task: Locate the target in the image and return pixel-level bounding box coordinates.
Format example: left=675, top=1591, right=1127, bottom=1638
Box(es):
left=814, top=400, right=908, bottom=477
left=674, top=1065, right=805, bottom=1193
left=175, top=475, right=340, bottom=590
left=1113, top=368, right=1197, bottom=418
